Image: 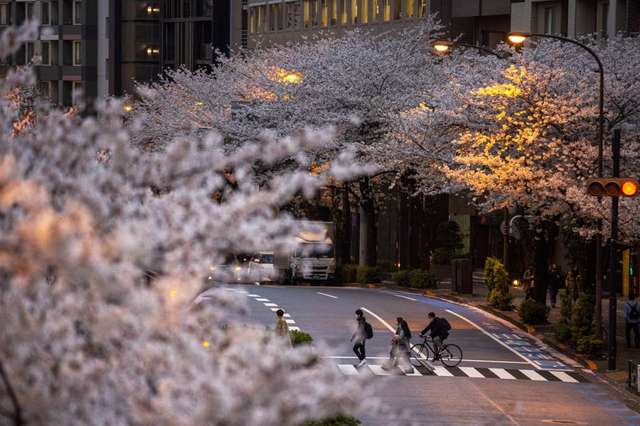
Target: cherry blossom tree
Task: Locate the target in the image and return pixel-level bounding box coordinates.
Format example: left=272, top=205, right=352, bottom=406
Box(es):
left=0, top=23, right=384, bottom=426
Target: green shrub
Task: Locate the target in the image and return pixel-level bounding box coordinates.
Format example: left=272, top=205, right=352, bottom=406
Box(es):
left=554, top=321, right=572, bottom=343
left=483, top=257, right=497, bottom=292
left=519, top=298, right=548, bottom=325
left=302, top=414, right=360, bottom=426
left=337, top=264, right=358, bottom=283
left=392, top=270, right=411, bottom=287
left=408, top=269, right=438, bottom=289
left=576, top=335, right=605, bottom=355
left=290, top=330, right=313, bottom=346
left=356, top=266, right=380, bottom=284
left=570, top=293, right=595, bottom=348
left=433, top=221, right=464, bottom=265
left=484, top=257, right=511, bottom=310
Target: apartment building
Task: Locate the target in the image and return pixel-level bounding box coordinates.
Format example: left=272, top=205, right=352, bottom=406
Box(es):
left=245, top=0, right=512, bottom=48
left=511, top=0, right=640, bottom=37
left=0, top=0, right=100, bottom=106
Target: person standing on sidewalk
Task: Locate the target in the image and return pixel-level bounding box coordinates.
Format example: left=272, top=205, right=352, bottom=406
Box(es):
left=548, top=264, right=563, bottom=308
left=351, top=309, right=372, bottom=367
left=624, top=294, right=640, bottom=349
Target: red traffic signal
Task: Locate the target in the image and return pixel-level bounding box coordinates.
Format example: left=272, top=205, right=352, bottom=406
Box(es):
left=587, top=178, right=640, bottom=197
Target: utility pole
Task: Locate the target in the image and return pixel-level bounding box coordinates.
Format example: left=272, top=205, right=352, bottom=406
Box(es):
left=608, top=129, right=621, bottom=370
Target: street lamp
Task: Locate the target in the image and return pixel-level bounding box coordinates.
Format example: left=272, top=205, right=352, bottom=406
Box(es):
left=431, top=39, right=506, bottom=59
left=507, top=31, right=610, bottom=368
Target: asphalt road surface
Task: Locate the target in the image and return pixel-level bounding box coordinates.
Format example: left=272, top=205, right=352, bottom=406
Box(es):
left=209, top=285, right=640, bottom=425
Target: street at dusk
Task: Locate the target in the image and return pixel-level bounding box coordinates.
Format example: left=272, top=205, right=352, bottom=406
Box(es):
left=2, top=1, right=640, bottom=426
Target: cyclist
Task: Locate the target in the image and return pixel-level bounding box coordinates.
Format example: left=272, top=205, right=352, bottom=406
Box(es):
left=419, top=312, right=451, bottom=360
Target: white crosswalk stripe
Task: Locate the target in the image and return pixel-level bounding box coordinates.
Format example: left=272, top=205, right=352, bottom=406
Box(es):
left=335, top=364, right=587, bottom=383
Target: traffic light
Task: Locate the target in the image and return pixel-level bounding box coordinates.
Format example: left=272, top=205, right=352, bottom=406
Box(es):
left=586, top=178, right=640, bottom=197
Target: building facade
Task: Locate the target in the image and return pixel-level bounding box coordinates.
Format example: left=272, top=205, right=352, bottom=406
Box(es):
left=0, top=0, right=101, bottom=106
left=510, top=0, right=640, bottom=37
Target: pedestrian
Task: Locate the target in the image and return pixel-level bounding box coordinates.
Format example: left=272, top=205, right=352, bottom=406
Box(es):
left=624, top=293, right=640, bottom=349
left=523, top=268, right=535, bottom=299
left=351, top=309, right=372, bottom=367
left=420, top=312, right=451, bottom=359
left=275, top=309, right=291, bottom=345
left=548, top=264, right=563, bottom=308
left=384, top=317, right=412, bottom=370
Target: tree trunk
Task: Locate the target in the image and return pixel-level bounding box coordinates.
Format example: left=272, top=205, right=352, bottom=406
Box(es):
left=533, top=226, right=550, bottom=305
left=0, top=360, right=23, bottom=426
left=359, top=177, right=377, bottom=266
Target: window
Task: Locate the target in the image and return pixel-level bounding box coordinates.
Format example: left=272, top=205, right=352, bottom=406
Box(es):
left=72, top=81, right=83, bottom=105
left=321, top=0, right=328, bottom=27
left=406, top=0, right=414, bottom=18
left=42, top=1, right=50, bottom=25
left=393, top=0, right=401, bottom=20
left=51, top=1, right=59, bottom=25
left=361, top=0, right=368, bottom=24
left=340, top=0, right=347, bottom=24
left=269, top=4, right=277, bottom=31
left=383, top=0, right=391, bottom=22
left=73, top=0, right=81, bottom=24
left=41, top=41, right=50, bottom=65
left=72, top=40, right=81, bottom=65
left=26, top=2, right=35, bottom=20
left=331, top=0, right=337, bottom=25
left=0, top=3, right=9, bottom=25
left=39, top=81, right=51, bottom=99
left=351, top=0, right=358, bottom=24
left=543, top=7, right=555, bottom=34
left=417, top=0, right=427, bottom=18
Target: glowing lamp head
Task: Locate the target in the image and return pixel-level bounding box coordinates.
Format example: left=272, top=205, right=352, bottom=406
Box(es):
left=282, top=72, right=302, bottom=84
left=622, top=180, right=638, bottom=197
left=123, top=104, right=133, bottom=113
left=507, top=32, right=529, bottom=46
left=432, top=40, right=453, bottom=54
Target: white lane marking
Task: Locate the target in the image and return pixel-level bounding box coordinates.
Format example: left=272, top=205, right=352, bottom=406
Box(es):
left=550, top=371, right=578, bottom=383
left=326, top=356, right=395, bottom=360
left=248, top=294, right=260, bottom=297
left=368, top=365, right=392, bottom=376
left=489, top=368, right=516, bottom=380
left=445, top=309, right=539, bottom=368
left=317, top=292, right=338, bottom=299
left=283, top=313, right=291, bottom=318
left=393, top=294, right=417, bottom=302
left=521, top=370, right=547, bottom=381
left=432, top=366, right=453, bottom=377
left=405, top=367, right=423, bottom=377
left=459, top=367, right=484, bottom=378
left=285, top=319, right=296, bottom=324
left=264, top=303, right=278, bottom=307
left=256, top=298, right=270, bottom=302
left=359, top=307, right=396, bottom=333
left=270, top=308, right=280, bottom=312
left=338, top=365, right=359, bottom=376
left=459, top=359, right=530, bottom=364
left=289, top=326, right=300, bottom=331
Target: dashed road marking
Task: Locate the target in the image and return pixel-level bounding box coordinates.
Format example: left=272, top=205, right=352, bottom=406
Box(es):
left=393, top=294, right=417, bottom=302
left=317, top=292, right=338, bottom=299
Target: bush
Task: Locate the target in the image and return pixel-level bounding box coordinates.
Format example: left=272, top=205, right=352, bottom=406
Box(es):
left=377, top=260, right=398, bottom=273
left=356, top=265, right=381, bottom=284
left=570, top=293, right=595, bottom=348
left=554, top=321, right=572, bottom=343
left=392, top=270, right=411, bottom=287
left=302, top=414, right=360, bottom=426
left=290, top=330, right=313, bottom=346
left=337, top=264, right=358, bottom=283
left=576, top=335, right=605, bottom=355
left=433, top=220, right=464, bottom=265
left=519, top=298, right=548, bottom=325
left=484, top=257, right=511, bottom=310
left=408, top=269, right=438, bottom=289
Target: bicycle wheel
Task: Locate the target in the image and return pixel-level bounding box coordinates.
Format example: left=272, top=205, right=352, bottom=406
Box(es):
left=440, top=344, right=463, bottom=367
left=410, top=343, right=431, bottom=367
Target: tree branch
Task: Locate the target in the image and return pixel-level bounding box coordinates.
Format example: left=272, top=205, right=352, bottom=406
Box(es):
left=0, top=360, right=23, bottom=426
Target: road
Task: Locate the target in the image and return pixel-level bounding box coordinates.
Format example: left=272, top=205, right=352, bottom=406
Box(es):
left=213, top=285, right=640, bottom=425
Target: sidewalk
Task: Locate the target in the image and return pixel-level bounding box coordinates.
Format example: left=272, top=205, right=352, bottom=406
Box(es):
left=415, top=274, right=640, bottom=412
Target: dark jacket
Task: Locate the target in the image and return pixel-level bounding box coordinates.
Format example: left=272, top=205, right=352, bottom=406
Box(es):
left=421, top=317, right=448, bottom=339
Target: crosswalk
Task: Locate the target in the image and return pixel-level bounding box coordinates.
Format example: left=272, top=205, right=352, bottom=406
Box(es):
left=336, top=363, right=588, bottom=383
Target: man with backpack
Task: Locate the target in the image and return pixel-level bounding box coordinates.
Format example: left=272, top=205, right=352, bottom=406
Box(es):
left=419, top=312, right=451, bottom=359
left=352, top=309, right=373, bottom=367
left=624, top=293, right=640, bottom=348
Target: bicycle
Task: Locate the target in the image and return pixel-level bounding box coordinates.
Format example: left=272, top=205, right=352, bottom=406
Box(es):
left=410, top=336, right=463, bottom=368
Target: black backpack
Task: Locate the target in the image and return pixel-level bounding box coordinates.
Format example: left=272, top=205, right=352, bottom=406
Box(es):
left=364, top=321, right=373, bottom=339
left=630, top=303, right=640, bottom=321
left=439, top=318, right=452, bottom=339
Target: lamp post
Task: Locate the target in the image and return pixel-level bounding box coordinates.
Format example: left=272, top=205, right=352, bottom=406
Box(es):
left=507, top=31, right=609, bottom=367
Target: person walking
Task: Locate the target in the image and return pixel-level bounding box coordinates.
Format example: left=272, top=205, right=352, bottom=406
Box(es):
left=351, top=309, right=372, bottom=367
left=548, top=264, right=563, bottom=308
left=385, top=317, right=412, bottom=370
left=523, top=268, right=535, bottom=299
left=275, top=309, right=291, bottom=345
left=624, top=294, right=640, bottom=349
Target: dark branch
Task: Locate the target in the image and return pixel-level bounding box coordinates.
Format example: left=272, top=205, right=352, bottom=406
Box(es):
left=0, top=360, right=23, bottom=426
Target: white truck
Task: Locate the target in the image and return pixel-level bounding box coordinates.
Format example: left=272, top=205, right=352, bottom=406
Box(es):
left=275, top=221, right=336, bottom=283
